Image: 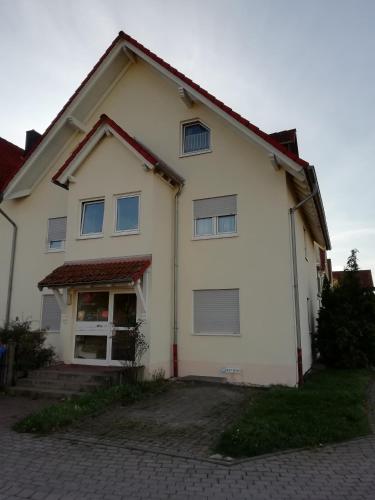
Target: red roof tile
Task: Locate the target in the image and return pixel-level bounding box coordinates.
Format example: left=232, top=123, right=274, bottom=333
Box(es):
left=332, top=270, right=374, bottom=289
left=52, top=114, right=184, bottom=187
left=0, top=137, right=24, bottom=192
left=38, top=257, right=151, bottom=290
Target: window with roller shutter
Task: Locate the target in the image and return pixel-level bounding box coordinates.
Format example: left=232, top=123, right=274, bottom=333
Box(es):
left=41, top=295, right=61, bottom=332
left=47, top=217, right=67, bottom=251
left=193, top=289, right=240, bottom=335
left=193, top=195, right=237, bottom=237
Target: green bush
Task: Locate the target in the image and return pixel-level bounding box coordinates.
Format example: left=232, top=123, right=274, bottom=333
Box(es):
left=0, top=320, right=55, bottom=374
left=316, top=250, right=375, bottom=368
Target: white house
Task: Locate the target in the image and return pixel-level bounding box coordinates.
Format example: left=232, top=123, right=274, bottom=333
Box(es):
left=0, top=31, right=330, bottom=387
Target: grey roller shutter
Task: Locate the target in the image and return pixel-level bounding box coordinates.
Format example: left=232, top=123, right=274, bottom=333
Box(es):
left=41, top=295, right=61, bottom=332
left=48, top=217, right=67, bottom=242
left=194, top=195, right=237, bottom=219
left=194, top=289, right=240, bottom=334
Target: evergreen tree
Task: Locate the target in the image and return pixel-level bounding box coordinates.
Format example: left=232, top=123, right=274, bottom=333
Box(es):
left=317, top=249, right=375, bottom=368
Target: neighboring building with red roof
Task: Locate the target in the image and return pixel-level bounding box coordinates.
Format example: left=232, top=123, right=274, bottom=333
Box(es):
left=0, top=32, right=331, bottom=387
left=332, top=270, right=374, bottom=289
left=0, top=137, right=24, bottom=193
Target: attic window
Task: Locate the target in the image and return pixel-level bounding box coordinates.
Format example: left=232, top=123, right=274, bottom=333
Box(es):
left=182, top=121, right=210, bottom=155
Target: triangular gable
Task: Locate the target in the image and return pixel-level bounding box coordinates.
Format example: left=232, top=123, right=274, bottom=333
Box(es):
left=52, top=114, right=184, bottom=189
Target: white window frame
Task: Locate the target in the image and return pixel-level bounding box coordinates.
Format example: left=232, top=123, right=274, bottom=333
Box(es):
left=79, top=198, right=105, bottom=239
left=180, top=119, right=212, bottom=157
left=113, top=193, right=140, bottom=236
left=193, top=215, right=238, bottom=240
left=40, top=292, right=61, bottom=333
left=46, top=217, right=66, bottom=253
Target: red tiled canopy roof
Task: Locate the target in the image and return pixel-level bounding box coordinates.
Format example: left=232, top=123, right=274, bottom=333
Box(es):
left=38, top=257, right=151, bottom=290
left=332, top=270, right=374, bottom=289
left=0, top=137, right=24, bottom=192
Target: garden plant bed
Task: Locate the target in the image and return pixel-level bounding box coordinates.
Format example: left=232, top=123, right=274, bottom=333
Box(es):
left=216, top=369, right=373, bottom=457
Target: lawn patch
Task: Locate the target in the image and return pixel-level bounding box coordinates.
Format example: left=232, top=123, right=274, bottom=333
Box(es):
left=13, top=380, right=168, bottom=434
left=216, top=369, right=372, bottom=457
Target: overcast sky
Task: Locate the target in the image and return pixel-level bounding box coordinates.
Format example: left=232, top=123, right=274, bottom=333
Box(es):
left=0, top=0, right=374, bottom=274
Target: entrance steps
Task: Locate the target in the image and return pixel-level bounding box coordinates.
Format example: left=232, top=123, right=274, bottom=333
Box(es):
left=10, top=364, right=123, bottom=399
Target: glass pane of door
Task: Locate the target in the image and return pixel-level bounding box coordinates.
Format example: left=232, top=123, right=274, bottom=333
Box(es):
left=111, top=331, right=135, bottom=361
left=74, top=335, right=107, bottom=360
left=113, top=294, right=137, bottom=327
left=111, top=293, right=137, bottom=361
left=76, top=292, right=109, bottom=322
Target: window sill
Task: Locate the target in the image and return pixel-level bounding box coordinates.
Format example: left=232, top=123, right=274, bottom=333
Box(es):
left=192, top=233, right=238, bottom=241
left=76, top=234, right=104, bottom=240
left=111, top=230, right=140, bottom=238
left=179, top=149, right=212, bottom=158
left=46, top=248, right=65, bottom=253
left=192, top=332, right=241, bottom=337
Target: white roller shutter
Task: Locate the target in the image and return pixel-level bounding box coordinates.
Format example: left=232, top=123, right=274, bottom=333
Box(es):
left=193, top=195, right=237, bottom=219
left=48, top=217, right=67, bottom=242
left=41, top=295, right=61, bottom=332
left=194, top=289, right=240, bottom=334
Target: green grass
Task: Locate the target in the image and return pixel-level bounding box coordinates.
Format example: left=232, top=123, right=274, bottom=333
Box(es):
left=13, top=380, right=167, bottom=434
left=217, top=369, right=372, bottom=457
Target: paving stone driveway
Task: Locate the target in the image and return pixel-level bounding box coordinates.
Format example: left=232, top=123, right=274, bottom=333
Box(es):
left=67, top=381, right=250, bottom=460
left=1, top=383, right=375, bottom=499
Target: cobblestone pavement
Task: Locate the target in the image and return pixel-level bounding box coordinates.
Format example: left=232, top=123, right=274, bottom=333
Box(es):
left=0, top=394, right=56, bottom=428
left=1, top=385, right=375, bottom=499
left=67, top=381, right=251, bottom=459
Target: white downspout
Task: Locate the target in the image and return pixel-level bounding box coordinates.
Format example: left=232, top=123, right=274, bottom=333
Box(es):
left=173, top=185, right=182, bottom=377
left=0, top=197, right=18, bottom=328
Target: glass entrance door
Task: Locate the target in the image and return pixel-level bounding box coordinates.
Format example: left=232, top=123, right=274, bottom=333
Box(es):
left=111, top=293, right=137, bottom=362
left=74, top=291, right=137, bottom=364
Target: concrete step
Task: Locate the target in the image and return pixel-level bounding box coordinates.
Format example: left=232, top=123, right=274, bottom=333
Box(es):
left=180, top=375, right=227, bottom=384
left=28, top=370, right=119, bottom=384
left=16, top=378, right=104, bottom=392
left=9, top=386, right=83, bottom=400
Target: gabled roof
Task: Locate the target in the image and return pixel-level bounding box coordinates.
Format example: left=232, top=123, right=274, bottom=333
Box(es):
left=0, top=137, right=24, bottom=192
left=2, top=31, right=330, bottom=248
left=52, top=114, right=184, bottom=188
left=38, top=256, right=151, bottom=290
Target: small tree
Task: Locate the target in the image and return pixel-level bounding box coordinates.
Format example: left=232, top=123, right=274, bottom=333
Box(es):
left=0, top=320, right=55, bottom=375
left=117, top=320, right=149, bottom=383
left=317, top=250, right=375, bottom=368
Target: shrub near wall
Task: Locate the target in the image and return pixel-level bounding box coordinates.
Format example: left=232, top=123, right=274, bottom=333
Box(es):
left=0, top=320, right=55, bottom=375
left=317, top=250, right=375, bottom=368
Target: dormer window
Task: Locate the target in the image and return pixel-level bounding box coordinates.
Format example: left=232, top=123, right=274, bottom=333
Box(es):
left=181, top=121, right=211, bottom=155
